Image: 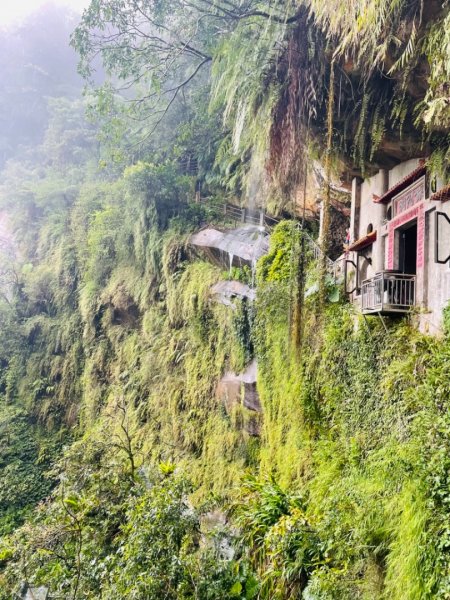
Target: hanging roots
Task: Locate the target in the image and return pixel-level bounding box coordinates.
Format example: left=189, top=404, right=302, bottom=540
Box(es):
left=319, top=59, right=335, bottom=309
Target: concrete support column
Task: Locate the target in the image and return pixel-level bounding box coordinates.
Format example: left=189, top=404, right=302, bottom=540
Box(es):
left=374, top=170, right=389, bottom=272
left=350, top=178, right=362, bottom=244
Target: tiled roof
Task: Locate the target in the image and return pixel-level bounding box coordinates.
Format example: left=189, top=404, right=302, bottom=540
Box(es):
left=347, top=230, right=377, bottom=252
left=430, top=183, right=450, bottom=203
left=373, top=162, right=426, bottom=204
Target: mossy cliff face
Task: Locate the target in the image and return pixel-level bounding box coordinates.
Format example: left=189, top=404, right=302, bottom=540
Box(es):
left=1, top=194, right=450, bottom=599
left=245, top=223, right=450, bottom=598
left=3, top=2, right=450, bottom=594
left=0, top=154, right=266, bottom=596
left=74, top=215, right=260, bottom=502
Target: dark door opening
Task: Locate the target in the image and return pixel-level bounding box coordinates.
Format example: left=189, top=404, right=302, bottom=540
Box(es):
left=399, top=221, right=417, bottom=274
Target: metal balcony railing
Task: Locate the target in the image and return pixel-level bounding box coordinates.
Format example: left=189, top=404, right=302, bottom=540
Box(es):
left=361, top=271, right=416, bottom=314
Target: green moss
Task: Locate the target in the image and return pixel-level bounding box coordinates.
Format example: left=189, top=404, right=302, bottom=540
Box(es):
left=246, top=223, right=450, bottom=597
left=2, top=168, right=450, bottom=598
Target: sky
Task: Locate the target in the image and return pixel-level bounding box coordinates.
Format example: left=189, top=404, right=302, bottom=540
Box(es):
left=0, top=0, right=90, bottom=26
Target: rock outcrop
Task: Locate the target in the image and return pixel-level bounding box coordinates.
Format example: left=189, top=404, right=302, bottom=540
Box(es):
left=190, top=225, right=269, bottom=270
left=216, top=360, right=262, bottom=436
left=210, top=280, right=256, bottom=307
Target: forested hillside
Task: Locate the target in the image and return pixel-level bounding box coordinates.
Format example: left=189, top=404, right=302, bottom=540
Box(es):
left=0, top=1, right=450, bottom=599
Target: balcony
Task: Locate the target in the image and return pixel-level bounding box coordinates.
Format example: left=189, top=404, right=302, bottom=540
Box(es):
left=361, top=271, right=416, bottom=315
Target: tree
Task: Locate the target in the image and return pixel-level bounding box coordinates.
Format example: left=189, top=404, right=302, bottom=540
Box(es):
left=0, top=4, right=85, bottom=168
left=71, top=0, right=301, bottom=143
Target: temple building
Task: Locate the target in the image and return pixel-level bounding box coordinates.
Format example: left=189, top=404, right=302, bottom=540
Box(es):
left=345, top=158, right=450, bottom=332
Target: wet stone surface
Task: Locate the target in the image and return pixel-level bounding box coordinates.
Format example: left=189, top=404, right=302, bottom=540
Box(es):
left=216, top=360, right=262, bottom=436
left=190, top=225, right=269, bottom=269
left=210, top=280, right=256, bottom=307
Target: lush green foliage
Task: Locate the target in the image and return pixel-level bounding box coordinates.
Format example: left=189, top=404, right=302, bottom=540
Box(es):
left=72, top=0, right=450, bottom=193
left=0, top=440, right=252, bottom=599
left=248, top=222, right=450, bottom=598
left=0, top=52, right=258, bottom=593
left=1, top=2, right=450, bottom=598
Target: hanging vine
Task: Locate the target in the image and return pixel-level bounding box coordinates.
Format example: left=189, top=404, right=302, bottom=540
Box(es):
left=290, top=157, right=308, bottom=354
left=267, top=16, right=326, bottom=198
left=318, top=60, right=335, bottom=309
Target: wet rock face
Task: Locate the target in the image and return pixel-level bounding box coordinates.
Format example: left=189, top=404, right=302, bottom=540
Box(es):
left=244, top=415, right=261, bottom=437
left=217, top=360, right=261, bottom=413
left=210, top=280, right=256, bottom=307
left=108, top=284, right=141, bottom=328
left=190, top=226, right=269, bottom=270
left=20, top=586, right=49, bottom=600
left=216, top=360, right=262, bottom=436
left=200, top=510, right=235, bottom=560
